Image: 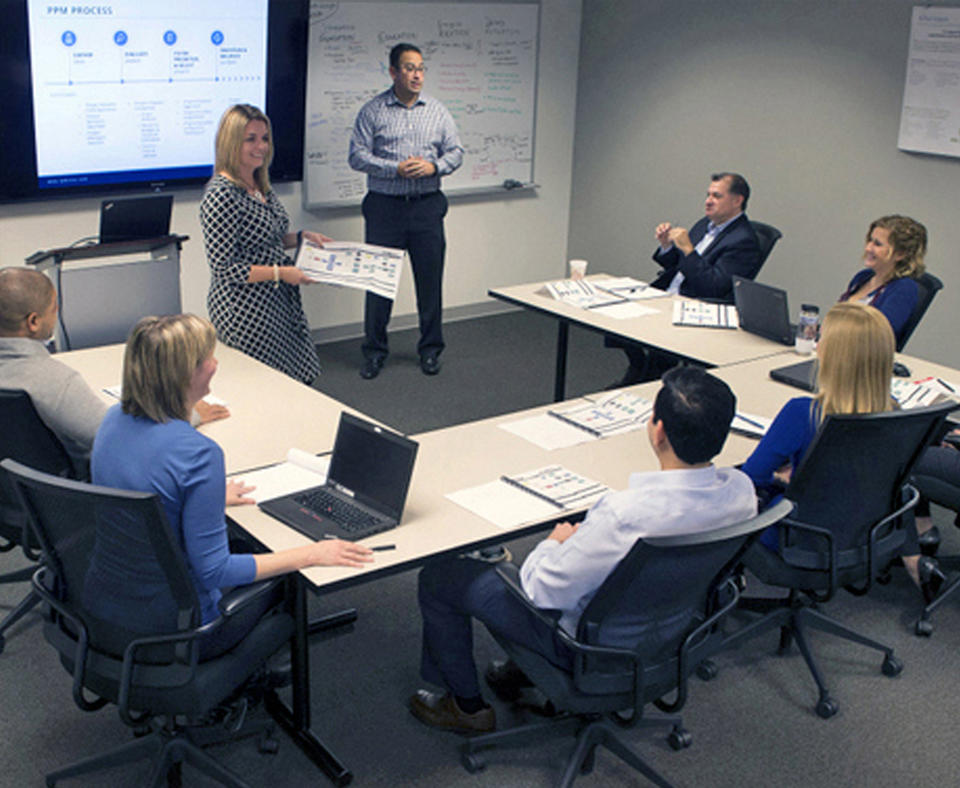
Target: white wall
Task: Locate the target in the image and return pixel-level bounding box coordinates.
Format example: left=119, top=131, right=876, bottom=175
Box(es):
left=568, top=0, right=960, bottom=366
left=0, top=0, right=583, bottom=345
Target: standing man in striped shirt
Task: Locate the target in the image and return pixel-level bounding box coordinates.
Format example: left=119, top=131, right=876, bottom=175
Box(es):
left=349, top=43, right=464, bottom=380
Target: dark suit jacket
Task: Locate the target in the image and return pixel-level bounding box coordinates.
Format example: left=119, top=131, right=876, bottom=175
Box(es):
left=651, top=214, right=762, bottom=303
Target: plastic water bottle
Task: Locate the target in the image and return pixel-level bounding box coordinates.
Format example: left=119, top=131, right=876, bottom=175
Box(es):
left=795, top=304, right=819, bottom=355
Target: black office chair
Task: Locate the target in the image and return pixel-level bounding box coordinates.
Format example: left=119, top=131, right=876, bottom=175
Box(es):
left=2, top=458, right=295, bottom=788
left=0, top=388, right=76, bottom=655
left=718, top=403, right=955, bottom=719
left=895, top=271, right=942, bottom=352
left=460, top=500, right=794, bottom=788
left=749, top=221, right=783, bottom=270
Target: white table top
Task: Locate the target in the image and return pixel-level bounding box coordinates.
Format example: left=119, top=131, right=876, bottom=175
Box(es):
left=489, top=276, right=793, bottom=367
left=56, top=341, right=369, bottom=475
left=227, top=392, right=760, bottom=593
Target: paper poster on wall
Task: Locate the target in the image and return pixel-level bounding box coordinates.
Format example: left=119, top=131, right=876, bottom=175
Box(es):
left=897, top=6, right=960, bottom=158
left=303, top=1, right=539, bottom=208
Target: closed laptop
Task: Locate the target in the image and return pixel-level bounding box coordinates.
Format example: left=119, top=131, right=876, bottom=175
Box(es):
left=732, top=276, right=794, bottom=346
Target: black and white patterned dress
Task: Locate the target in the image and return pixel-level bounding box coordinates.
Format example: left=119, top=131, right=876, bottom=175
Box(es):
left=200, top=174, right=320, bottom=383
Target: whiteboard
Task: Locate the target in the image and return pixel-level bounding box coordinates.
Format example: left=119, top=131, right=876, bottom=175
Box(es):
left=303, top=1, right=539, bottom=208
left=897, top=6, right=960, bottom=159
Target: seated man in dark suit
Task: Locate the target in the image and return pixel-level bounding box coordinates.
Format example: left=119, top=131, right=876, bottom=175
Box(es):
left=610, top=172, right=763, bottom=386
left=408, top=367, right=757, bottom=733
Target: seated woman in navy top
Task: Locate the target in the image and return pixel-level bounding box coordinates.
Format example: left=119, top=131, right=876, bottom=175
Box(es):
left=838, top=214, right=927, bottom=346
left=90, top=314, right=373, bottom=657
left=741, top=302, right=936, bottom=599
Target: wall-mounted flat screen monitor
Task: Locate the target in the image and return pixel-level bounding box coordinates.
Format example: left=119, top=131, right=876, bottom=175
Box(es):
left=0, top=0, right=307, bottom=202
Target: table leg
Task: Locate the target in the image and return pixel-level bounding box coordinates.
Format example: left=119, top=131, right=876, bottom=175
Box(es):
left=554, top=320, right=570, bottom=402
left=265, top=577, right=353, bottom=786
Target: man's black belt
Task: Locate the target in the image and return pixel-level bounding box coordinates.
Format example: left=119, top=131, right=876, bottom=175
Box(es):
left=373, top=190, right=440, bottom=202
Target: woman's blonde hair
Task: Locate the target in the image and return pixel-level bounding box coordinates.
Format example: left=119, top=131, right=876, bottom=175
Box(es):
left=214, top=104, right=273, bottom=192
left=868, top=215, right=927, bottom=280
left=815, top=302, right=894, bottom=420
left=122, top=314, right=216, bottom=423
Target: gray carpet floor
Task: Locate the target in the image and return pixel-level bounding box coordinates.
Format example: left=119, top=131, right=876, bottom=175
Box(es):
left=1, top=310, right=958, bottom=787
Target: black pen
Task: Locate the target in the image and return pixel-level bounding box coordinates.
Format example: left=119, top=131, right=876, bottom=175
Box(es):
left=371, top=544, right=396, bottom=552
left=937, top=378, right=955, bottom=393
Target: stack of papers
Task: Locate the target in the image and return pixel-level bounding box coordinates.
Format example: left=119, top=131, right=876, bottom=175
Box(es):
left=543, top=279, right=626, bottom=309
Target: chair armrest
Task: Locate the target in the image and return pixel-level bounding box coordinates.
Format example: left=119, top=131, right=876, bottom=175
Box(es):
left=779, top=517, right=838, bottom=602
left=494, top=563, right=564, bottom=629
left=217, top=578, right=283, bottom=617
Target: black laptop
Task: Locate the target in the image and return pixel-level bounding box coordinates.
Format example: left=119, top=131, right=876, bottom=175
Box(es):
left=99, top=194, right=173, bottom=244
left=259, top=412, right=419, bottom=542
left=769, top=358, right=818, bottom=392
left=732, top=276, right=795, bottom=346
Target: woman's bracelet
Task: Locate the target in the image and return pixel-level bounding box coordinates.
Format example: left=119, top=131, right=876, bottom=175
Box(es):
left=273, top=264, right=280, bottom=288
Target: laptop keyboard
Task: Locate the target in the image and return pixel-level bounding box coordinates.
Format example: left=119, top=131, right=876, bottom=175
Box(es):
left=294, top=488, right=382, bottom=533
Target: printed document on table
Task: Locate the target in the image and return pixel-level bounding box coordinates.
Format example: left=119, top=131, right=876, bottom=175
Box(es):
left=590, top=301, right=660, bottom=320
left=731, top=412, right=773, bottom=438
left=891, top=377, right=960, bottom=409
left=295, top=240, right=404, bottom=300
left=230, top=449, right=331, bottom=504
left=542, top=278, right=626, bottom=309
left=499, top=413, right=597, bottom=450
left=672, top=301, right=739, bottom=328
left=552, top=391, right=652, bottom=438
left=447, top=480, right=562, bottom=530
left=595, top=277, right=669, bottom=300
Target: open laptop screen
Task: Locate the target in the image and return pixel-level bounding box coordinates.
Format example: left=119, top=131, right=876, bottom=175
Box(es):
left=328, top=413, right=418, bottom=521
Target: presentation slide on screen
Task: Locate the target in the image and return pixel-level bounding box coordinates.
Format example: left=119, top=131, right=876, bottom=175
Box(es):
left=27, top=1, right=268, bottom=187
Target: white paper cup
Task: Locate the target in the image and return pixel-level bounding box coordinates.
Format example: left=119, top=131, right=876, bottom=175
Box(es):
left=569, top=259, right=588, bottom=279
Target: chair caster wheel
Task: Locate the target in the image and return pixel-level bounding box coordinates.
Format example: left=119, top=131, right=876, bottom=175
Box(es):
left=258, top=733, right=279, bottom=754
left=461, top=753, right=486, bottom=773
left=133, top=724, right=151, bottom=738
left=875, top=570, right=892, bottom=585
left=881, top=654, right=903, bottom=677
left=667, top=726, right=692, bottom=750
left=695, top=660, right=717, bottom=681
left=815, top=697, right=838, bottom=719
left=915, top=619, right=933, bottom=637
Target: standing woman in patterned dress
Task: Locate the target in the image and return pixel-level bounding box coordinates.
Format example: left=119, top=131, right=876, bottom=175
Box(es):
left=200, top=104, right=328, bottom=383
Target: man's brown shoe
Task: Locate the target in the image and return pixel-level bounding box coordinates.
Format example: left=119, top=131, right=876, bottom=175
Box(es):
left=408, top=690, right=495, bottom=733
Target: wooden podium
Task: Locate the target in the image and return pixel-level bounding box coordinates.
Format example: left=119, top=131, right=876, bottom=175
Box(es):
left=26, top=235, right=188, bottom=350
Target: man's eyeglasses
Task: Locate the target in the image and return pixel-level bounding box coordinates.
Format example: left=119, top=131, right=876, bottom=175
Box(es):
left=400, top=63, right=427, bottom=74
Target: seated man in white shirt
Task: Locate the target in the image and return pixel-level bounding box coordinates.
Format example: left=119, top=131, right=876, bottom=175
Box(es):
left=409, top=366, right=757, bottom=733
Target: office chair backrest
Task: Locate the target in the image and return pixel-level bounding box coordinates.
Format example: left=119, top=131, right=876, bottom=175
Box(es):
left=784, top=403, right=954, bottom=560
left=2, top=458, right=200, bottom=663
left=0, top=389, right=74, bottom=539
left=896, top=272, right=942, bottom=352
left=749, top=221, right=783, bottom=270
left=576, top=500, right=793, bottom=694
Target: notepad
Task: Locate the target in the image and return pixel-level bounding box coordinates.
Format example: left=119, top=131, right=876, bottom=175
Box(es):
left=730, top=412, right=773, bottom=438
left=549, top=392, right=652, bottom=438
left=230, top=449, right=331, bottom=504
left=447, top=466, right=610, bottom=529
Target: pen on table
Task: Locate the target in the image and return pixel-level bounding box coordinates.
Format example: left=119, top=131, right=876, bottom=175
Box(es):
left=937, top=378, right=955, bottom=393
left=371, top=544, right=396, bottom=552
left=735, top=413, right=765, bottom=430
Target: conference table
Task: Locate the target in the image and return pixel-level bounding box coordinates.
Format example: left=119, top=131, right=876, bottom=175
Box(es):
left=56, top=341, right=368, bottom=474
left=59, top=327, right=960, bottom=786
left=489, top=276, right=792, bottom=401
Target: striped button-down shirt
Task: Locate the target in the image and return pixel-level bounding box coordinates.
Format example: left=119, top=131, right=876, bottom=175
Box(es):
left=348, top=88, right=464, bottom=196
